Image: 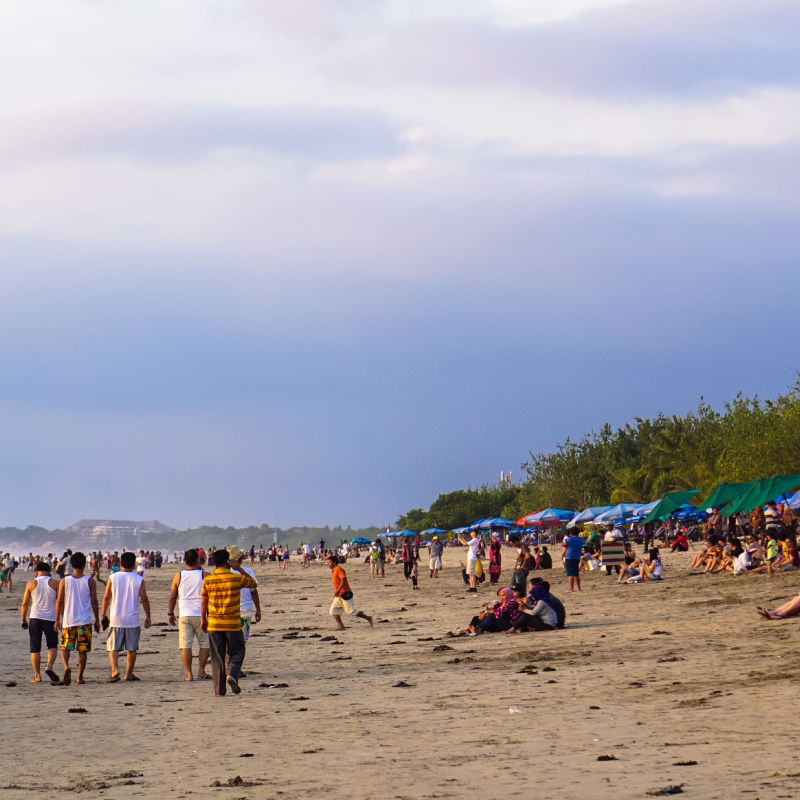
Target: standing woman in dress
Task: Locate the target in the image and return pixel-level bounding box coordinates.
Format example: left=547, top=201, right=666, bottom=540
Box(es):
left=489, top=536, right=502, bottom=584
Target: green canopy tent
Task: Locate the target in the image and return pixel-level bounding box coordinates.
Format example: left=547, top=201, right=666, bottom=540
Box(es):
left=720, top=474, right=800, bottom=516
left=695, top=481, right=755, bottom=512
left=642, top=488, right=701, bottom=525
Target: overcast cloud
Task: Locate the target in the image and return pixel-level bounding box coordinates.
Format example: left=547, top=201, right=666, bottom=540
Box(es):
left=0, top=0, right=797, bottom=530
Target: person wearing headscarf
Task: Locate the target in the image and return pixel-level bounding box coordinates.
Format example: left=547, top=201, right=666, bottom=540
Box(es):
left=475, top=587, right=522, bottom=634
left=510, top=584, right=558, bottom=632
left=488, top=536, right=502, bottom=584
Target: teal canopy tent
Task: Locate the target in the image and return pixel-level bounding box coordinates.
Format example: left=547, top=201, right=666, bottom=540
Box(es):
left=643, top=489, right=701, bottom=524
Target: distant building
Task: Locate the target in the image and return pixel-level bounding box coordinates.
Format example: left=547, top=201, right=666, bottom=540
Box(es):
left=65, top=519, right=174, bottom=538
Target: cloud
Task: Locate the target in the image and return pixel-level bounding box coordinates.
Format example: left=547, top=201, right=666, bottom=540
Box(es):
left=337, top=0, right=800, bottom=97
left=2, top=103, right=403, bottom=164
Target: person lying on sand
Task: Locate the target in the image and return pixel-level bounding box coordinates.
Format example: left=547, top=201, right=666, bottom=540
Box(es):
left=757, top=588, right=800, bottom=619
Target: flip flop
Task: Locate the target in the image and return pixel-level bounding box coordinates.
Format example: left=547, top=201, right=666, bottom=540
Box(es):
left=195, top=674, right=211, bottom=680
left=107, top=674, right=121, bottom=683
left=124, top=674, right=141, bottom=681
left=63, top=668, right=72, bottom=686
left=45, top=669, right=60, bottom=685
left=227, top=676, right=241, bottom=694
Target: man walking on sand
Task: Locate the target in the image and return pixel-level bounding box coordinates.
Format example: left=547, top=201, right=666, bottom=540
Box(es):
left=201, top=549, right=258, bottom=696
left=20, top=561, right=61, bottom=684
left=227, top=546, right=261, bottom=645
left=101, top=551, right=152, bottom=682
left=167, top=548, right=210, bottom=681
left=328, top=555, right=373, bottom=630
left=54, top=552, right=100, bottom=685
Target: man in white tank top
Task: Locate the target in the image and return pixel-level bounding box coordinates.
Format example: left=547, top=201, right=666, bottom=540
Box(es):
left=20, top=561, right=61, bottom=683
left=101, top=551, right=152, bottom=682
left=54, top=552, right=100, bottom=686
left=167, top=548, right=210, bottom=681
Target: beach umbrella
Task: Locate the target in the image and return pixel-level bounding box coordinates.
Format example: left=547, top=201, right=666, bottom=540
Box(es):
left=385, top=529, right=416, bottom=539
left=595, top=503, right=646, bottom=524
left=452, top=526, right=471, bottom=535
left=421, top=528, right=448, bottom=535
left=468, top=518, right=489, bottom=532
left=476, top=517, right=515, bottom=531
left=695, top=481, right=755, bottom=512
left=788, top=491, right=800, bottom=510
left=519, top=508, right=574, bottom=526
left=350, top=537, right=370, bottom=545
left=642, top=489, right=701, bottom=525
left=721, top=474, right=800, bottom=515
left=672, top=504, right=708, bottom=520
left=566, top=506, right=612, bottom=528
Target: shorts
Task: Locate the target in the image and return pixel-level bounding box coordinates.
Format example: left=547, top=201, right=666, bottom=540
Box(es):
left=111, top=566, right=120, bottom=573
left=106, top=626, right=141, bottom=652
left=60, top=625, right=93, bottom=652
left=178, top=616, right=210, bottom=649
left=564, top=558, right=580, bottom=577
left=29, top=618, right=58, bottom=653
left=466, top=559, right=477, bottom=576
left=240, top=614, right=252, bottom=642
left=429, top=556, right=442, bottom=570
left=330, top=596, right=358, bottom=616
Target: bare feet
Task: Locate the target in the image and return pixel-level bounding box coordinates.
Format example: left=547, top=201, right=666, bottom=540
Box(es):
left=184, top=676, right=194, bottom=681
left=30, top=677, right=42, bottom=683
left=367, top=615, right=374, bottom=628
left=76, top=677, right=85, bottom=685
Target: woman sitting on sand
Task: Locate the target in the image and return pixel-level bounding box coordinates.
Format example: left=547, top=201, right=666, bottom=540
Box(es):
left=640, top=548, right=663, bottom=581
left=474, top=587, right=523, bottom=634
left=689, top=540, right=715, bottom=571
left=508, top=584, right=557, bottom=632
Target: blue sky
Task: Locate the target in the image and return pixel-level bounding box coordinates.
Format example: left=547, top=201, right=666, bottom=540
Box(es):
left=1, top=0, right=798, bottom=529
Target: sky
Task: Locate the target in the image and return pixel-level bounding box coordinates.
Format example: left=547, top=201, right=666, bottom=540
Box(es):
left=1, top=0, right=798, bottom=530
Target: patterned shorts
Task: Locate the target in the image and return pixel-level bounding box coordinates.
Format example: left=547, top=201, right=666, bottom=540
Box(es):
left=60, top=625, right=93, bottom=652
left=240, top=615, right=252, bottom=642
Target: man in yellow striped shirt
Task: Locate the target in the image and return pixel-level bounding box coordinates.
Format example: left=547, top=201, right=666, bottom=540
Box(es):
left=201, top=549, right=258, bottom=696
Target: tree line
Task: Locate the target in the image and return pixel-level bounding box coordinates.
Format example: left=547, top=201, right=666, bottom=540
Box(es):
left=397, top=377, right=800, bottom=533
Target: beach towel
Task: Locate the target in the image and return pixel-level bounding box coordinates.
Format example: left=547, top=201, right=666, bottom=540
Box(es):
left=601, top=543, right=625, bottom=565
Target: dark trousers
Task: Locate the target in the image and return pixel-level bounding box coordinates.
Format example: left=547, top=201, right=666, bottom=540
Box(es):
left=209, top=630, right=245, bottom=695
left=403, top=561, right=413, bottom=579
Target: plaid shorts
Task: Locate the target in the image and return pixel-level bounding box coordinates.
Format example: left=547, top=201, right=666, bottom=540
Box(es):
left=60, top=625, right=93, bottom=652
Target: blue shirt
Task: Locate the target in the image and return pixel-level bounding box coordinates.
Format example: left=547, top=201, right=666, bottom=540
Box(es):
left=564, top=536, right=584, bottom=560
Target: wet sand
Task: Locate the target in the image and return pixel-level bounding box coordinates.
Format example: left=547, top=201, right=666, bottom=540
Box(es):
left=2, top=547, right=799, bottom=799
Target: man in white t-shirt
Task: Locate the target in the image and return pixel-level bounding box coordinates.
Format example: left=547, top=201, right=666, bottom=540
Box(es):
left=227, top=546, right=261, bottom=671
left=457, top=533, right=481, bottom=592
left=136, top=551, right=147, bottom=576
left=101, top=551, right=151, bottom=682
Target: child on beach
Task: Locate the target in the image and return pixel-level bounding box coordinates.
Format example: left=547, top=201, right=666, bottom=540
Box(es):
left=410, top=560, right=419, bottom=590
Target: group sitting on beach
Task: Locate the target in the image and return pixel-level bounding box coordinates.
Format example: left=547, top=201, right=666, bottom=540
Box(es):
left=449, top=577, right=566, bottom=637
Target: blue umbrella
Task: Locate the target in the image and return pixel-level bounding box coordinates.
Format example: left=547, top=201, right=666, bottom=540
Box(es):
left=520, top=508, right=574, bottom=525
left=595, top=503, right=646, bottom=524
left=672, top=503, right=709, bottom=520
left=789, top=491, right=800, bottom=510
left=385, top=529, right=416, bottom=539
left=350, top=537, right=371, bottom=545
left=477, top=517, right=515, bottom=530
left=566, top=506, right=613, bottom=528
left=421, top=528, right=448, bottom=535
left=452, top=526, right=471, bottom=535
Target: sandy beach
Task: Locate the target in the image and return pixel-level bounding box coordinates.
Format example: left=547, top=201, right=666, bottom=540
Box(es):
left=2, top=547, right=800, bottom=799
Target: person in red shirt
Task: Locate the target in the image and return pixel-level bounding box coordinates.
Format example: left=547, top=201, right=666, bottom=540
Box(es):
left=327, top=556, right=373, bottom=631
